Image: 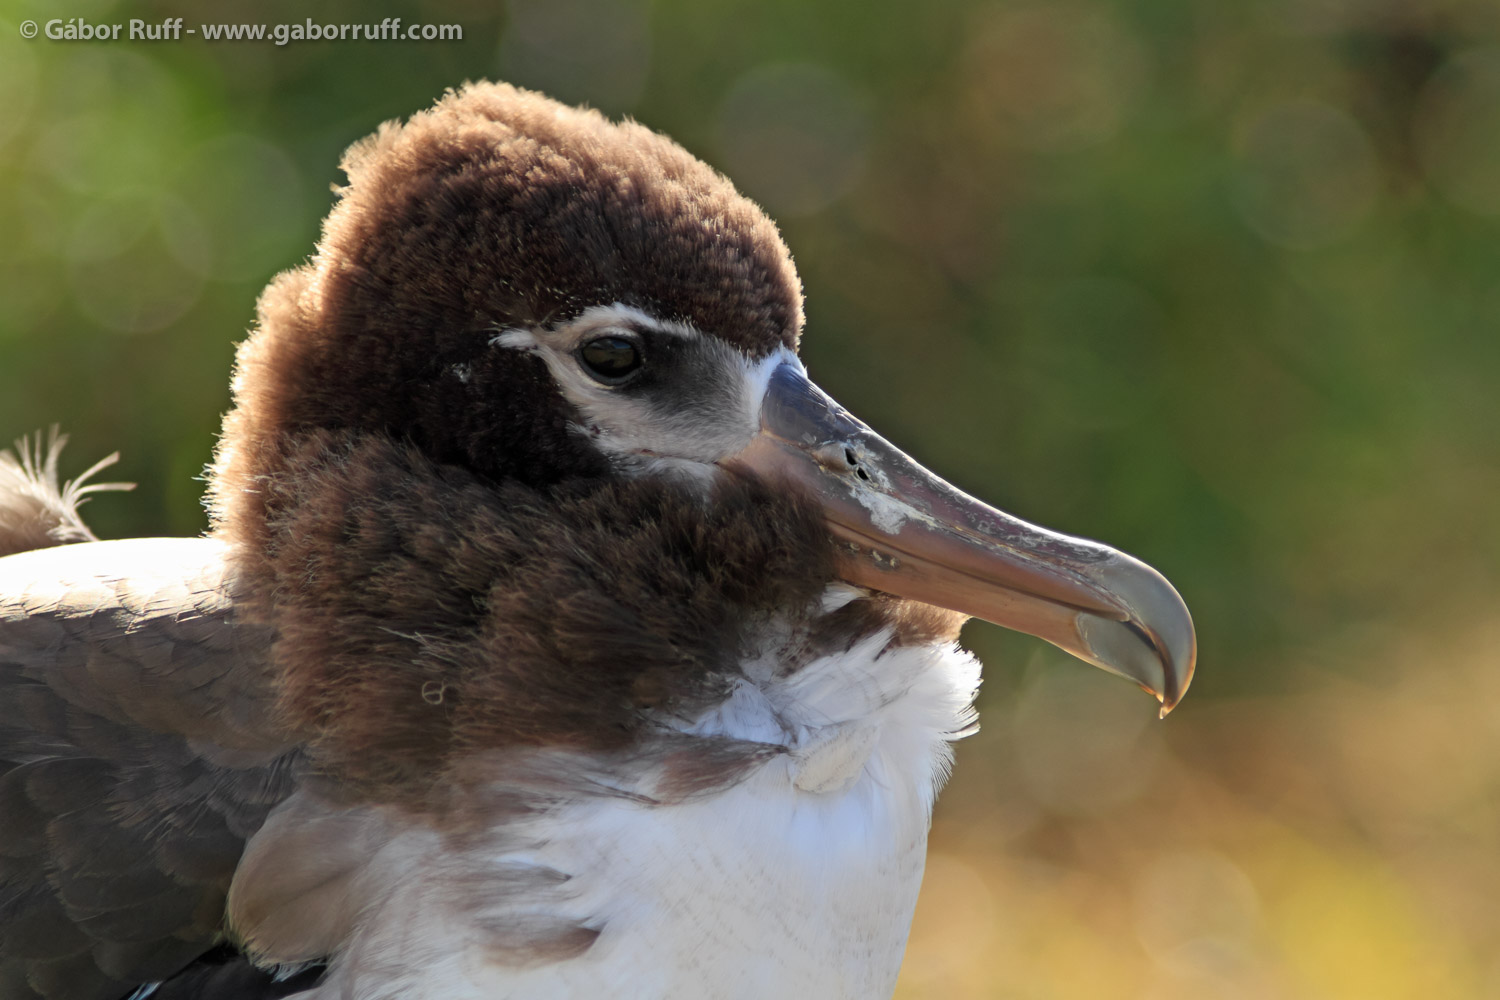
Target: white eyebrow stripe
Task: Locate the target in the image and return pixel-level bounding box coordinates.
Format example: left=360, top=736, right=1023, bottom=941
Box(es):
left=489, top=305, right=700, bottom=353
left=570, top=303, right=698, bottom=339
left=490, top=328, right=538, bottom=349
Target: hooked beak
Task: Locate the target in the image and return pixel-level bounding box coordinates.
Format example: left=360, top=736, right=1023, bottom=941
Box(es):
left=721, top=363, right=1196, bottom=715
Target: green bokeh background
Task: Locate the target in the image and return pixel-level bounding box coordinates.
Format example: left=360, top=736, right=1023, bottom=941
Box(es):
left=3, top=0, right=1499, bottom=995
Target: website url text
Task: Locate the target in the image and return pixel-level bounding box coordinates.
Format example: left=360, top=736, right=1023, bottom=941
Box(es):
left=21, top=18, right=464, bottom=45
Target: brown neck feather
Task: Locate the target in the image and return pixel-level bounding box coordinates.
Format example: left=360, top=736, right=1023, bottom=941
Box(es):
left=224, top=429, right=836, bottom=799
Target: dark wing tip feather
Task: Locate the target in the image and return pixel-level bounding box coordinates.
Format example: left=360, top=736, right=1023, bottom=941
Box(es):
left=124, top=947, right=324, bottom=1000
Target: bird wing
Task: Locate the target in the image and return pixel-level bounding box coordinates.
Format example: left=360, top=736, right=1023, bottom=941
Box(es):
left=0, top=537, right=302, bottom=1000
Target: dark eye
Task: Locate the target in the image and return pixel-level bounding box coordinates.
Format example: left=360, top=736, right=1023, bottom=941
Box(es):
left=579, top=335, right=643, bottom=384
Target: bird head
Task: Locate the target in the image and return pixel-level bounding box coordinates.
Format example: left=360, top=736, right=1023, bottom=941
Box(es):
left=207, top=84, right=1192, bottom=784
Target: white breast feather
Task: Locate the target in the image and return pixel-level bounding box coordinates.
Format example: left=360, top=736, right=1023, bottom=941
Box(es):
left=286, top=605, right=980, bottom=1000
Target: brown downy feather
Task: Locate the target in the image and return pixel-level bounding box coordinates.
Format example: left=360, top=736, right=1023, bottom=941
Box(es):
left=250, top=432, right=835, bottom=797
left=804, top=595, right=967, bottom=660
left=0, top=428, right=133, bottom=558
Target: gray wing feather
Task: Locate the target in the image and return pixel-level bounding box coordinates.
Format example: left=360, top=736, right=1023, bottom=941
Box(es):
left=0, top=538, right=302, bottom=1000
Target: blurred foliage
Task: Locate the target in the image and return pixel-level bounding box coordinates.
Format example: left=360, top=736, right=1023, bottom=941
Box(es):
left=2, top=0, right=1498, bottom=995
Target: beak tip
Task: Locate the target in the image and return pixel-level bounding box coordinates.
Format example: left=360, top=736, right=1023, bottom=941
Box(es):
left=1149, top=629, right=1195, bottom=719
left=1074, top=569, right=1196, bottom=718
left=1157, top=608, right=1198, bottom=718
left=1156, top=676, right=1187, bottom=718
left=1095, top=555, right=1196, bottom=718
